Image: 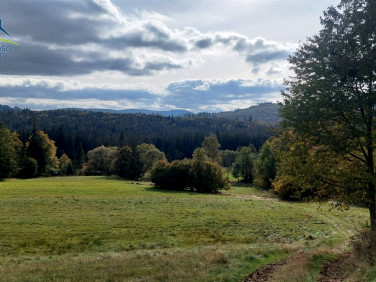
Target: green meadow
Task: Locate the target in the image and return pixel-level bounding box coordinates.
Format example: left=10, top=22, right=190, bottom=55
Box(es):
left=0, top=176, right=367, bottom=281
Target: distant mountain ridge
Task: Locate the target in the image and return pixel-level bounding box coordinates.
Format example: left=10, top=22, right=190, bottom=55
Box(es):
left=0, top=104, right=22, bottom=112
left=63, top=108, right=193, bottom=117
left=0, top=103, right=281, bottom=123
left=199, top=102, right=281, bottom=124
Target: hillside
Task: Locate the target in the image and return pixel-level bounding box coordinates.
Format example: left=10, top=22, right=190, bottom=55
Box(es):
left=0, top=103, right=280, bottom=123
left=0, top=104, right=21, bottom=112
left=0, top=109, right=272, bottom=161
left=207, top=103, right=281, bottom=124
left=64, top=108, right=193, bottom=117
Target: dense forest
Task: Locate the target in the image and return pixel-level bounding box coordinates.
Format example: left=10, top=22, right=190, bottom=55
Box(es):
left=198, top=102, right=280, bottom=124
left=0, top=107, right=273, bottom=162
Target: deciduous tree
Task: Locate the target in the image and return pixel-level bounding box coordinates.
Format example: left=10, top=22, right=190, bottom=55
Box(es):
left=137, top=143, right=166, bottom=174
left=26, top=129, right=59, bottom=176
left=281, top=0, right=376, bottom=229
left=86, top=146, right=117, bottom=175
left=0, top=123, right=16, bottom=180
left=202, top=134, right=221, bottom=163
left=59, top=153, right=73, bottom=175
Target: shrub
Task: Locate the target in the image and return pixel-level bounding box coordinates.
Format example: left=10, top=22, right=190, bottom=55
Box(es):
left=151, top=158, right=229, bottom=193
left=18, top=157, right=38, bottom=179
left=150, top=160, right=172, bottom=189
left=169, top=159, right=191, bottom=190
left=190, top=160, right=230, bottom=193
left=351, top=229, right=376, bottom=265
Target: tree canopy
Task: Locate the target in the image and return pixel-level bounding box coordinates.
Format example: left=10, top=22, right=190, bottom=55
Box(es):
left=281, top=0, right=376, bottom=229
left=26, top=129, right=59, bottom=176
left=201, top=134, right=221, bottom=163
left=0, top=123, right=16, bottom=180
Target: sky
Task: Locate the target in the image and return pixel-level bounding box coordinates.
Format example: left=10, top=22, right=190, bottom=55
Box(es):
left=0, top=0, right=339, bottom=113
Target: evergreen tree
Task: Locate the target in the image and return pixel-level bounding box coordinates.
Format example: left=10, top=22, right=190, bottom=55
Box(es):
left=254, top=140, right=276, bottom=189
left=234, top=146, right=256, bottom=182
left=74, top=143, right=85, bottom=170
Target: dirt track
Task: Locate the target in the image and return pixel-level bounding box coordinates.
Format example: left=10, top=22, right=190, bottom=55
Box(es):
left=243, top=251, right=350, bottom=282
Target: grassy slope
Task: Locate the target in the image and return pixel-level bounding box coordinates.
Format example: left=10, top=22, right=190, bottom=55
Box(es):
left=0, top=176, right=367, bottom=281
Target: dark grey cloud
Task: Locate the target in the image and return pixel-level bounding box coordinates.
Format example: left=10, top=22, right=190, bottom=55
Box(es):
left=0, top=85, right=156, bottom=101
left=193, top=33, right=292, bottom=65
left=0, top=0, right=187, bottom=76
left=195, top=38, right=213, bottom=48
left=0, top=0, right=293, bottom=77
left=3, top=1, right=103, bottom=45
left=164, top=79, right=284, bottom=110
left=246, top=50, right=290, bottom=64
left=0, top=40, right=183, bottom=76
left=107, top=31, right=187, bottom=52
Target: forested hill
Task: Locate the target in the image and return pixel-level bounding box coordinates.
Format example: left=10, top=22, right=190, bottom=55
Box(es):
left=0, top=104, right=22, bottom=112
left=63, top=108, right=193, bottom=117
left=199, top=103, right=281, bottom=124
left=0, top=109, right=272, bottom=161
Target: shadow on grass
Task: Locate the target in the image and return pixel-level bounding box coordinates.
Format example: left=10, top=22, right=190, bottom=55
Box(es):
left=143, top=185, right=214, bottom=196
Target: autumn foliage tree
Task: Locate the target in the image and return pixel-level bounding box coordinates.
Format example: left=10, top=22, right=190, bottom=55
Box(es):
left=281, top=0, right=376, bottom=229
left=0, top=123, right=16, bottom=180
left=26, top=129, right=59, bottom=176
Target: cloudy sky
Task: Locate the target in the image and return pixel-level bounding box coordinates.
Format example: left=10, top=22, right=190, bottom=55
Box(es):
left=0, top=0, right=338, bottom=113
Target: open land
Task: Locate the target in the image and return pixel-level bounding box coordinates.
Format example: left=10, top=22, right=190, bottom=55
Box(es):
left=0, top=176, right=369, bottom=281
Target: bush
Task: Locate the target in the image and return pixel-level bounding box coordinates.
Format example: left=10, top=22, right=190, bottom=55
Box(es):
left=273, top=176, right=317, bottom=201
left=18, top=157, right=38, bottom=179
left=150, top=160, right=172, bottom=189
left=351, top=229, right=376, bottom=265
left=151, top=159, right=229, bottom=193
left=151, top=159, right=191, bottom=190
left=190, top=161, right=230, bottom=193
left=169, top=159, right=191, bottom=190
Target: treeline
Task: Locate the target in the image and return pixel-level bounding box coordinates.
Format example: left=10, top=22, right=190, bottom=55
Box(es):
left=0, top=118, right=322, bottom=198
left=0, top=123, right=230, bottom=193
left=0, top=124, right=74, bottom=179
left=0, top=109, right=272, bottom=162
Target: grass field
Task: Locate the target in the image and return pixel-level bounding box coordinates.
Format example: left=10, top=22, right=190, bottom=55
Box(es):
left=0, top=176, right=368, bottom=281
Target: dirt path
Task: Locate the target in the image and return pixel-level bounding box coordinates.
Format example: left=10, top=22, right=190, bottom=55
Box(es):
left=317, top=253, right=351, bottom=282
left=243, top=262, right=285, bottom=281
left=243, top=250, right=352, bottom=281
left=243, top=251, right=306, bottom=282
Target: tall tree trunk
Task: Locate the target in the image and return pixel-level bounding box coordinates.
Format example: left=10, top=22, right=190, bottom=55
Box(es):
left=367, top=117, right=375, bottom=231
left=369, top=183, right=376, bottom=232
left=366, top=113, right=376, bottom=231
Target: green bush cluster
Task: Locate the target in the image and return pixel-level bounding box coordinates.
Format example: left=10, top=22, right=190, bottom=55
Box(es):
left=151, top=158, right=229, bottom=193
